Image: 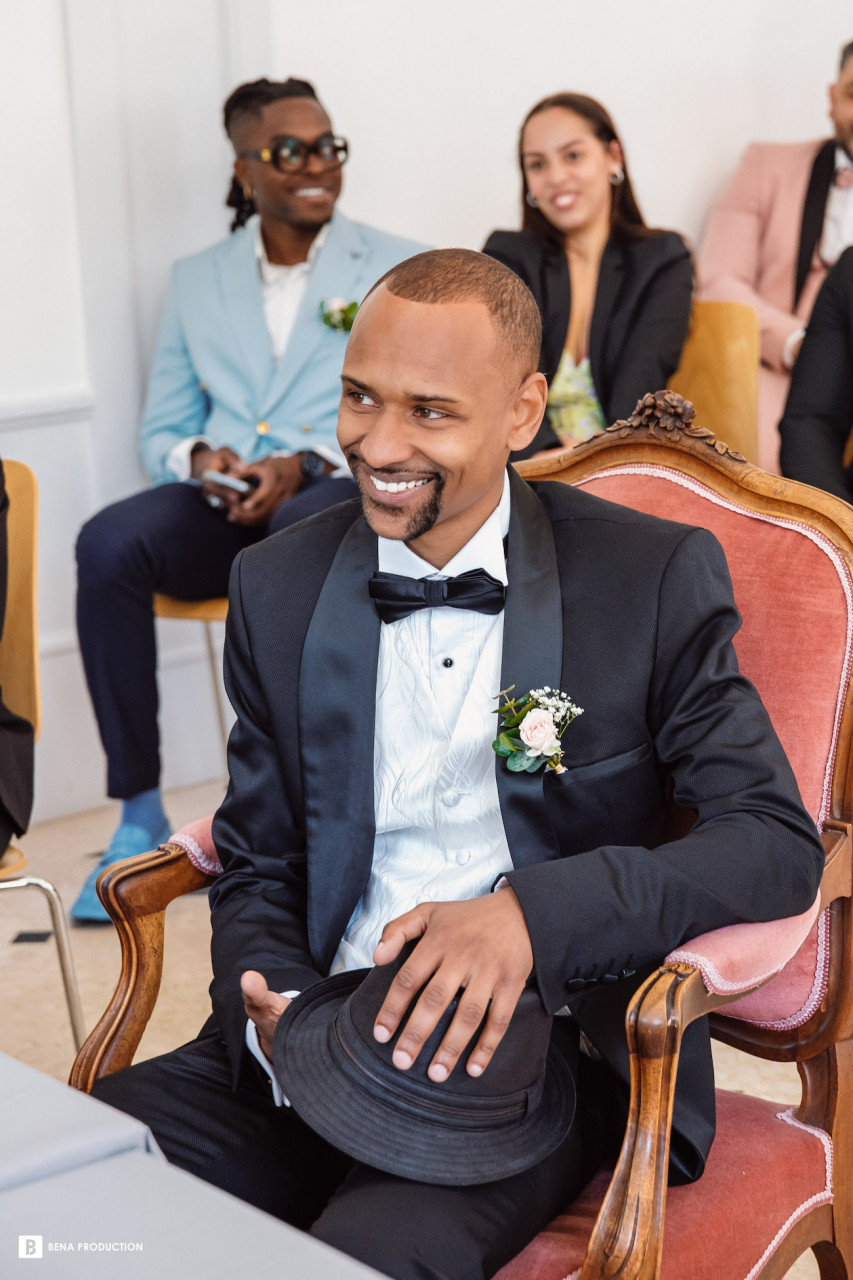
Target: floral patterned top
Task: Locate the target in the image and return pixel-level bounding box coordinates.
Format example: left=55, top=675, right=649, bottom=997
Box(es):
left=546, top=350, right=607, bottom=446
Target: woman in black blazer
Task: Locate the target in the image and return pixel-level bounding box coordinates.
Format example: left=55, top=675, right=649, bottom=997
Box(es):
left=484, top=93, right=693, bottom=457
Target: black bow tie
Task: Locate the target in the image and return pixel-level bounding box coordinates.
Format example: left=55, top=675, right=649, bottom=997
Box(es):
left=368, top=569, right=507, bottom=624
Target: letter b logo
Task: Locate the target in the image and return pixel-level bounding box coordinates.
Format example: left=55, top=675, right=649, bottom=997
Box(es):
left=19, top=1236, right=43, bottom=1258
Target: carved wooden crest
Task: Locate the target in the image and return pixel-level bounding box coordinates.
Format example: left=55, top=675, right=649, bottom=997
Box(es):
left=605, top=390, right=747, bottom=463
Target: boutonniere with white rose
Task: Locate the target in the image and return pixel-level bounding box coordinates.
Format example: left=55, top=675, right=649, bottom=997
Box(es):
left=492, top=686, right=584, bottom=773
left=319, top=297, right=359, bottom=332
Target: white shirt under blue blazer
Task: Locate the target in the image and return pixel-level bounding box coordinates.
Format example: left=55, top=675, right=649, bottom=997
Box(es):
left=139, top=212, right=426, bottom=484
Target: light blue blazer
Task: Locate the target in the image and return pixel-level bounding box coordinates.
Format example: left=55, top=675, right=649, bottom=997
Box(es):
left=139, top=212, right=426, bottom=483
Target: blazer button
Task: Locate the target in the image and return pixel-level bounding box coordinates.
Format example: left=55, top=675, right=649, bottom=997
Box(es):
left=620, top=968, right=636, bottom=979
left=565, top=978, right=587, bottom=993
left=300, top=424, right=314, bottom=434
left=601, top=973, right=619, bottom=983
left=256, top=421, right=270, bottom=435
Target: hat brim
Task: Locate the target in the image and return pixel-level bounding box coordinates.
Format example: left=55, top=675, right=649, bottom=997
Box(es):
left=273, top=971, right=576, bottom=1187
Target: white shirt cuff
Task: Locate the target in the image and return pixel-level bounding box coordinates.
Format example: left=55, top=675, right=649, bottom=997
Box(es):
left=166, top=435, right=215, bottom=481
left=783, top=328, right=806, bottom=371
left=244, top=990, right=299, bottom=1107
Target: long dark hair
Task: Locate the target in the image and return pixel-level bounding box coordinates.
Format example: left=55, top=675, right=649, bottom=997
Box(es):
left=223, top=77, right=320, bottom=232
left=519, top=93, right=656, bottom=247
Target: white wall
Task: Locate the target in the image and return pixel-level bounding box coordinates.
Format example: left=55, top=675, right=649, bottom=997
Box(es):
left=272, top=0, right=852, bottom=250
left=0, top=0, right=850, bottom=822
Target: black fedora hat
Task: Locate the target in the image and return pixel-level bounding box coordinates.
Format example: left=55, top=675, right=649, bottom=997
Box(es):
left=272, top=948, right=575, bottom=1186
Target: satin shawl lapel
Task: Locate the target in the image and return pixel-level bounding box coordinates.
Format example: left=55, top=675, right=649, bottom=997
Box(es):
left=498, top=470, right=563, bottom=869
left=795, top=140, right=835, bottom=308
left=540, top=249, right=570, bottom=383
left=298, top=515, right=380, bottom=972
left=589, top=240, right=625, bottom=417
left=215, top=227, right=276, bottom=398
left=262, top=212, right=367, bottom=415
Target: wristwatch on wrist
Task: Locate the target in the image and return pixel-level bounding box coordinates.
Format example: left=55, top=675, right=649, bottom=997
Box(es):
left=299, top=451, right=327, bottom=480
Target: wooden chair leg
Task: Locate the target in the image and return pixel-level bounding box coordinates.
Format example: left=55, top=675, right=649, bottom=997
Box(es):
left=813, top=1242, right=850, bottom=1280
left=0, top=875, right=86, bottom=1050
left=203, top=620, right=229, bottom=763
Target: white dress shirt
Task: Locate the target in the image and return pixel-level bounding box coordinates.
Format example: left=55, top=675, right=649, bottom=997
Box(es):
left=248, top=474, right=513, bottom=1100
left=166, top=220, right=339, bottom=480
left=819, top=147, right=853, bottom=269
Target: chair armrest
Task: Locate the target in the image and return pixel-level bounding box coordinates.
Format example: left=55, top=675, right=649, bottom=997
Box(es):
left=68, top=843, right=214, bottom=1093
left=580, top=962, right=748, bottom=1280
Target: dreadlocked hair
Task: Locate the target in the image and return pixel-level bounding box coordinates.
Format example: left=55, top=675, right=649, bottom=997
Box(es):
left=223, top=76, right=319, bottom=232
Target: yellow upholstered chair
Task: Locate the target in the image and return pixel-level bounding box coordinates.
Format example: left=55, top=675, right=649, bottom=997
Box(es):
left=153, top=594, right=229, bottom=756
left=0, top=460, right=85, bottom=1050
left=668, top=300, right=760, bottom=464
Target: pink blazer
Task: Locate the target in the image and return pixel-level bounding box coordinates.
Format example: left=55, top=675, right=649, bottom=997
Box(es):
left=698, top=140, right=831, bottom=471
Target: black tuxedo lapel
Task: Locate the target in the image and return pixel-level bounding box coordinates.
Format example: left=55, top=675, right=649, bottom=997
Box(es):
left=589, top=240, right=625, bottom=418
left=299, top=516, right=381, bottom=972
left=795, top=139, right=835, bottom=309
left=498, top=471, right=564, bottom=869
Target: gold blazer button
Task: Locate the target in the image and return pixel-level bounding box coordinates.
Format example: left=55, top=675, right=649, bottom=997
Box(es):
left=300, top=424, right=314, bottom=434
left=256, top=421, right=270, bottom=435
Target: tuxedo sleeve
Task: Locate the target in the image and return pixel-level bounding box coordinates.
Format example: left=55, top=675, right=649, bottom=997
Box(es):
left=209, top=552, right=323, bottom=1083
left=779, top=250, right=853, bottom=503
left=504, top=526, right=824, bottom=1015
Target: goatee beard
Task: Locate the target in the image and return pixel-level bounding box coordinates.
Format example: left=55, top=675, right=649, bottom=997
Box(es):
left=351, top=463, right=446, bottom=542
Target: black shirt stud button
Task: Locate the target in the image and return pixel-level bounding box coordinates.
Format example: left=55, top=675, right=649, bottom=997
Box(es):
left=442, top=657, right=453, bottom=668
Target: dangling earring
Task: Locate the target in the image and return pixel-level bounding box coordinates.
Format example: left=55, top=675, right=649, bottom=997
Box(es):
left=609, top=166, right=625, bottom=186
left=242, top=185, right=254, bottom=200
left=525, top=191, right=539, bottom=208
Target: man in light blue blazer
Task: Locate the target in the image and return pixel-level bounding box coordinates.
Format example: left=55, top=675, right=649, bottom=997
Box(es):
left=72, top=77, right=425, bottom=920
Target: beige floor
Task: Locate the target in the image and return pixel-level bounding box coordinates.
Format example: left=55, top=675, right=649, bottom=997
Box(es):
left=0, top=782, right=819, bottom=1278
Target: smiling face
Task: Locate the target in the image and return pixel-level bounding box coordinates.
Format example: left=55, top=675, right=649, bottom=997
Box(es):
left=231, top=96, right=342, bottom=232
left=521, top=107, right=622, bottom=241
left=337, top=287, right=547, bottom=567
left=830, top=54, right=853, bottom=158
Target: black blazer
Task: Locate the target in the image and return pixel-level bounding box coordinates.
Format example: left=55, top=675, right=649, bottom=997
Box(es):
left=483, top=229, right=694, bottom=456
left=779, top=247, right=853, bottom=502
left=209, top=470, right=822, bottom=1184
left=0, top=460, right=33, bottom=848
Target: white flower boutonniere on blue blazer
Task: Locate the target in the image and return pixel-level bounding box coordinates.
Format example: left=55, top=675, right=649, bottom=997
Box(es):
left=320, top=297, right=359, bottom=332
left=492, top=686, right=583, bottom=773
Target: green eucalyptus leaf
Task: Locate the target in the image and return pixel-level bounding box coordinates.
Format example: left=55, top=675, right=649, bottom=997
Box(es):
left=507, top=751, right=533, bottom=772
left=525, top=755, right=545, bottom=773
left=492, top=738, right=512, bottom=757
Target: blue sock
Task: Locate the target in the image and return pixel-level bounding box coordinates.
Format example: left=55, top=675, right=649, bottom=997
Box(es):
left=121, top=788, right=168, bottom=839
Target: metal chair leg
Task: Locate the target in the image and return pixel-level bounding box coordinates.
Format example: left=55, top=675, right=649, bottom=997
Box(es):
left=0, top=875, right=87, bottom=1051
left=204, top=620, right=229, bottom=766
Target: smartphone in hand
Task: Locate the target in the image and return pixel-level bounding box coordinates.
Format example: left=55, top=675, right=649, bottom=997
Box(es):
left=201, top=469, right=259, bottom=495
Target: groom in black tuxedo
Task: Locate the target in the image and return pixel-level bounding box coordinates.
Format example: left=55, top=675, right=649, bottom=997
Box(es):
left=94, top=249, right=823, bottom=1279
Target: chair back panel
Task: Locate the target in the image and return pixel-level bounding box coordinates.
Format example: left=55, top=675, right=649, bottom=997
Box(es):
left=575, top=467, right=852, bottom=831
left=667, top=301, right=760, bottom=464
left=0, top=460, right=40, bottom=738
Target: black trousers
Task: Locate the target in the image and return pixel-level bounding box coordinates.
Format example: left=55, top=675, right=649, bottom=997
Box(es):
left=76, top=475, right=356, bottom=799
left=92, top=1023, right=599, bottom=1280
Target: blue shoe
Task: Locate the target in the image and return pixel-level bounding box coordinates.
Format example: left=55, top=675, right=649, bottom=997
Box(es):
left=70, top=820, right=171, bottom=923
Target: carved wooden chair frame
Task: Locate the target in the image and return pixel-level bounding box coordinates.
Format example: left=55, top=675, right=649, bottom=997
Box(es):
left=70, top=394, right=853, bottom=1280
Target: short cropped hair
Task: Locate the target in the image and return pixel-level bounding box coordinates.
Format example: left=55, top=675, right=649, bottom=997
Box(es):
left=367, top=249, right=542, bottom=378
left=841, top=41, right=853, bottom=72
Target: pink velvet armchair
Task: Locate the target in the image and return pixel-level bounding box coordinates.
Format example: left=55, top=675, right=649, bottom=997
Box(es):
left=70, top=393, right=853, bottom=1280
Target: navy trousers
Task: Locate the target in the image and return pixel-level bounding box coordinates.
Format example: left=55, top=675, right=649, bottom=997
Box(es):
left=76, top=476, right=356, bottom=799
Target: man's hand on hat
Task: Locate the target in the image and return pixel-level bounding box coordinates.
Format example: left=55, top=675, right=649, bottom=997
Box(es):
left=241, top=970, right=292, bottom=1060
left=371, top=890, right=533, bottom=1084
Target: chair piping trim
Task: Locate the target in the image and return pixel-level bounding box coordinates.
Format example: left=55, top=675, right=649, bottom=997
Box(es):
left=741, top=1109, right=833, bottom=1280
left=734, top=906, right=831, bottom=1030
left=169, top=832, right=223, bottom=877
left=575, top=464, right=853, bottom=832
left=664, top=947, right=794, bottom=995
left=561, top=1110, right=832, bottom=1280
